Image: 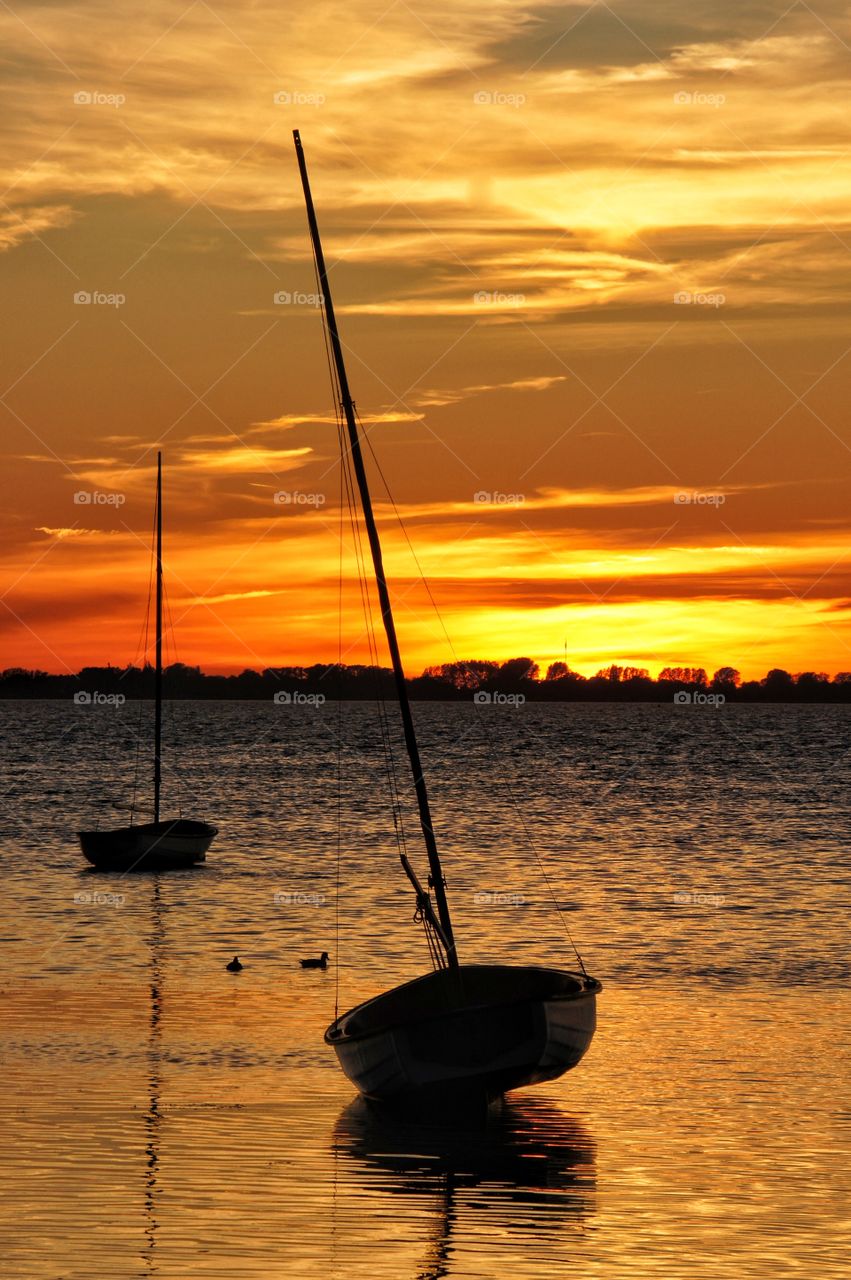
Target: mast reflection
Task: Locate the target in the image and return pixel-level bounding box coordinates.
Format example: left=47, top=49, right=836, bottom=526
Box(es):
left=143, top=876, right=164, bottom=1273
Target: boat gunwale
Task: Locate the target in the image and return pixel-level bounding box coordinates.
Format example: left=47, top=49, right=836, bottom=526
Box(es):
left=77, top=818, right=219, bottom=840
left=325, top=965, right=602, bottom=1045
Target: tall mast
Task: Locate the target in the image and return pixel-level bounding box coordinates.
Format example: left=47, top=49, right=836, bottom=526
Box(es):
left=154, top=451, right=163, bottom=825
left=293, top=129, right=458, bottom=969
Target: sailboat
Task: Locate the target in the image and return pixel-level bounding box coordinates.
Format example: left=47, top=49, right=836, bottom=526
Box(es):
left=294, top=131, right=601, bottom=1107
left=77, top=453, right=218, bottom=871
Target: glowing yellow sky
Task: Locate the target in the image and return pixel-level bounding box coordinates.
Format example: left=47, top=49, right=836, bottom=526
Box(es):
left=2, top=0, right=851, bottom=676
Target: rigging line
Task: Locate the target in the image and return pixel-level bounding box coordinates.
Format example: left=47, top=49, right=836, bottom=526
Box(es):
left=338, top=460, right=441, bottom=978
left=349, top=504, right=410, bottom=862
left=337, top=433, right=411, bottom=856
left=338, top=467, right=423, bottom=959
left=360, top=415, right=587, bottom=972
left=427, top=914, right=447, bottom=970
left=330, top=384, right=406, bottom=860
left=160, top=576, right=184, bottom=817
left=312, top=246, right=344, bottom=435
left=315, top=256, right=419, bottom=974
left=420, top=909, right=444, bottom=972
left=339, top=418, right=447, bottom=970
left=334, top=422, right=344, bottom=1023
left=337, top=432, right=458, bottom=970
left=312, top=232, right=442, bottom=971
left=132, top=487, right=158, bottom=825
left=338, top=424, right=409, bottom=866
left=131, top=605, right=150, bottom=824
left=129, top=503, right=157, bottom=673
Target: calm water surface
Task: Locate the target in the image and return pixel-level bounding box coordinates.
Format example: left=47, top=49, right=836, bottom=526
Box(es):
left=0, top=700, right=848, bottom=1278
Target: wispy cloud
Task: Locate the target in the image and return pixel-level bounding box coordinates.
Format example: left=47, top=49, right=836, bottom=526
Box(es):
left=0, top=204, right=77, bottom=252
left=178, top=444, right=313, bottom=474
left=177, top=588, right=278, bottom=605
left=248, top=411, right=424, bottom=431
left=34, top=526, right=101, bottom=540
left=415, top=374, right=568, bottom=406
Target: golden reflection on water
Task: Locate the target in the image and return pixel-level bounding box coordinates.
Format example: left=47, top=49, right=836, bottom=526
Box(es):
left=3, top=953, right=848, bottom=1278
left=333, top=1097, right=596, bottom=1280
left=144, top=878, right=163, bottom=1274
left=1, top=703, right=850, bottom=1277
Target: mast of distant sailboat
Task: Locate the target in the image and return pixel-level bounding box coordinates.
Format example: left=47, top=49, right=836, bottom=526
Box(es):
left=154, top=451, right=163, bottom=826
left=293, top=129, right=458, bottom=971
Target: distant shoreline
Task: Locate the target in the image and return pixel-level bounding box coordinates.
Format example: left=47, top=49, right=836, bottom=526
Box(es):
left=1, top=695, right=847, bottom=705
left=2, top=661, right=849, bottom=704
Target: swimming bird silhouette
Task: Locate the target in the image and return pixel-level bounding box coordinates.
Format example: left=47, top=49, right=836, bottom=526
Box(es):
left=226, top=956, right=243, bottom=972
left=300, top=951, right=329, bottom=969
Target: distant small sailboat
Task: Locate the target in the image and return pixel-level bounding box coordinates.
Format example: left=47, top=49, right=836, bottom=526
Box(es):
left=294, top=130, right=601, bottom=1108
left=78, top=453, right=218, bottom=871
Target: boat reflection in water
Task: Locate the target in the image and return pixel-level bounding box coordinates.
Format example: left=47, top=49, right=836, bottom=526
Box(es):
left=333, top=1096, right=596, bottom=1277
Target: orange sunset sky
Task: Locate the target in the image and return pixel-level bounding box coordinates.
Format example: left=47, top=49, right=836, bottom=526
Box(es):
left=2, top=0, right=851, bottom=677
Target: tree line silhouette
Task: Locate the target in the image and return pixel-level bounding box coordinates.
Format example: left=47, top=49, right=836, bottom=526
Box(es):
left=2, top=658, right=851, bottom=701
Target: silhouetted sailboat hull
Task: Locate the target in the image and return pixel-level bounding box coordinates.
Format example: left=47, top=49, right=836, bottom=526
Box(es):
left=78, top=819, right=218, bottom=871
left=326, top=965, right=600, bottom=1105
